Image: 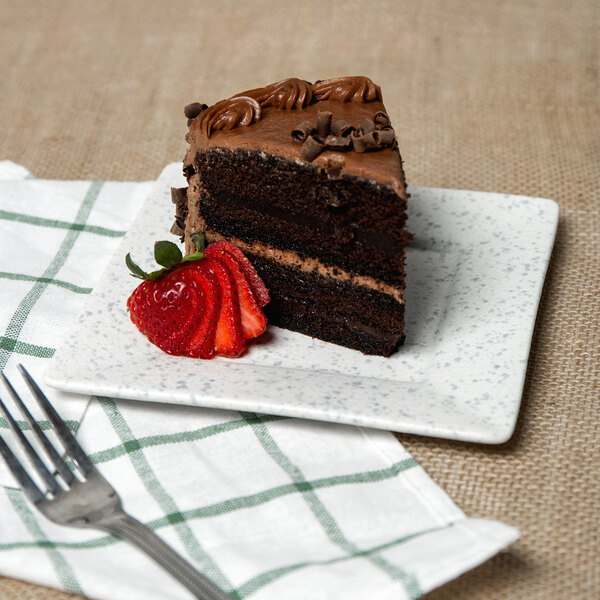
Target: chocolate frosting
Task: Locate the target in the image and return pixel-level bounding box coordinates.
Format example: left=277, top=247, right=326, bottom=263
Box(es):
left=189, top=76, right=383, bottom=137
left=184, top=76, right=407, bottom=198
left=312, top=76, right=381, bottom=103
left=197, top=96, right=261, bottom=137
left=236, top=77, right=313, bottom=110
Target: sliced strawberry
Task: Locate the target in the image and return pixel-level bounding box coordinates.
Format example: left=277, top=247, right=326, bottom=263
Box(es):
left=182, top=263, right=219, bottom=359
left=127, top=266, right=203, bottom=356
left=205, top=246, right=267, bottom=340
left=126, top=235, right=269, bottom=359
left=207, top=240, right=270, bottom=307
left=202, top=256, right=246, bottom=357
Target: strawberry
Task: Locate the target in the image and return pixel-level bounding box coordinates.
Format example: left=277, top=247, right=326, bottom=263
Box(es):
left=205, top=244, right=267, bottom=339
left=181, top=263, right=219, bottom=359
left=203, top=256, right=246, bottom=357
left=206, top=240, right=270, bottom=307
left=125, top=234, right=269, bottom=359
left=127, top=265, right=204, bottom=356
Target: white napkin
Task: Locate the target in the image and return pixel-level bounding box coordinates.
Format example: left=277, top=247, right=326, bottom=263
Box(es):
left=0, top=160, right=518, bottom=599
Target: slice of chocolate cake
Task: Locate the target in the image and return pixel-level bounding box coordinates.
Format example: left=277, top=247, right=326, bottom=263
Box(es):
left=172, top=76, right=411, bottom=356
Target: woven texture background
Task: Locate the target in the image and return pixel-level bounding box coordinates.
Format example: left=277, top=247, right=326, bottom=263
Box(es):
left=0, top=1, right=598, bottom=598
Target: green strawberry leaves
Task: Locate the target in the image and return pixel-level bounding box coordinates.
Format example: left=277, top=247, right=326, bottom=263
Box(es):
left=126, top=234, right=206, bottom=280
left=154, top=241, right=183, bottom=269
left=125, top=253, right=149, bottom=280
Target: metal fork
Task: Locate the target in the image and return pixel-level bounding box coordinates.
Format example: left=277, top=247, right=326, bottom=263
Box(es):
left=0, top=364, right=231, bottom=600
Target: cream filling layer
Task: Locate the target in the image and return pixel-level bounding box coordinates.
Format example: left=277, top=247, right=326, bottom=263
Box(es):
left=203, top=229, right=405, bottom=304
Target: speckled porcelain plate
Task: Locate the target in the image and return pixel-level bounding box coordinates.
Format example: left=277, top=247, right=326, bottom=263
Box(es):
left=46, top=163, right=558, bottom=443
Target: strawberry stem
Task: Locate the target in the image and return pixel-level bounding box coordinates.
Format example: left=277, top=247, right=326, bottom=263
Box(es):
left=126, top=235, right=206, bottom=280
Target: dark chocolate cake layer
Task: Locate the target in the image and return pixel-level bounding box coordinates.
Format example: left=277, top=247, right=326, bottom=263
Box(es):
left=176, top=76, right=410, bottom=355
left=193, top=147, right=408, bottom=287
left=246, top=252, right=405, bottom=357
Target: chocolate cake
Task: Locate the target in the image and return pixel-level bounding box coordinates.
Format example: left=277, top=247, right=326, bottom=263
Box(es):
left=172, top=76, right=411, bottom=356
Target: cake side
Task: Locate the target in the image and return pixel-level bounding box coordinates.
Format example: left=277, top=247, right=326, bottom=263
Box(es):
left=187, top=147, right=409, bottom=287
left=176, top=76, right=410, bottom=355
left=247, top=252, right=405, bottom=356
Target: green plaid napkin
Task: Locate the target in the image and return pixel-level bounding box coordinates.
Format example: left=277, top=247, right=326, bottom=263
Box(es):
left=0, top=161, right=518, bottom=600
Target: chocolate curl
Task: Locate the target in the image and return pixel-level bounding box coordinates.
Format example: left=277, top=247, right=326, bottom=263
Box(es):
left=324, top=135, right=352, bottom=150
left=360, top=119, right=375, bottom=135
left=363, top=131, right=383, bottom=150
left=375, top=128, right=396, bottom=146
left=351, top=129, right=367, bottom=153
left=292, top=121, right=315, bottom=142
left=293, top=112, right=396, bottom=160
left=184, top=102, right=207, bottom=120
left=300, top=136, right=326, bottom=161
left=330, top=120, right=354, bottom=137
left=316, top=111, right=333, bottom=138
left=374, top=111, right=391, bottom=128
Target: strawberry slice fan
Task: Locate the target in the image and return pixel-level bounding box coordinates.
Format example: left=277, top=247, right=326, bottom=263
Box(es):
left=126, top=234, right=270, bottom=359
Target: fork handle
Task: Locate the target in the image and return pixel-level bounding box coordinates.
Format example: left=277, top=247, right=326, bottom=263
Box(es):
left=101, top=513, right=232, bottom=600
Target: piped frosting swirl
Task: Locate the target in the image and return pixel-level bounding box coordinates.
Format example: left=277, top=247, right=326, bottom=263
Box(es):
left=188, top=76, right=383, bottom=138
left=237, top=77, right=313, bottom=110
left=312, top=76, right=381, bottom=103
left=197, top=96, right=261, bottom=137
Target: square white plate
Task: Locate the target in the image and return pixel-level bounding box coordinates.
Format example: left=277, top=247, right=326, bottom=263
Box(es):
left=46, top=163, right=558, bottom=444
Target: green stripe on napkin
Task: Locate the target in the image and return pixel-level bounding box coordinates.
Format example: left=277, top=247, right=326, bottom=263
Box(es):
left=0, top=182, right=103, bottom=370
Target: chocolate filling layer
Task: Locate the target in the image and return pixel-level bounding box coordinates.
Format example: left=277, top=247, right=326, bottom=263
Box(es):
left=247, top=252, right=404, bottom=356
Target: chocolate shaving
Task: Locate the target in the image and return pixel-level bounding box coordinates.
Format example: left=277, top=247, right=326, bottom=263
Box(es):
left=374, top=111, right=391, bottom=128
left=330, top=120, right=354, bottom=137
left=316, top=111, right=333, bottom=138
left=360, top=119, right=375, bottom=135
left=324, top=135, right=352, bottom=150
left=293, top=112, right=395, bottom=161
left=171, top=186, right=187, bottom=208
left=300, top=135, right=326, bottom=161
left=376, top=128, right=396, bottom=146
left=362, top=131, right=381, bottom=150
left=184, top=102, right=207, bottom=120
left=351, top=130, right=367, bottom=153
left=170, top=221, right=185, bottom=237
left=170, top=187, right=188, bottom=241
left=292, top=121, right=315, bottom=142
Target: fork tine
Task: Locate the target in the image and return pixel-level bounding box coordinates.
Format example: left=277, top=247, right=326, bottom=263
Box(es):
left=0, top=434, right=45, bottom=504
left=17, top=364, right=94, bottom=476
left=0, top=390, right=60, bottom=495
left=1, top=372, right=75, bottom=486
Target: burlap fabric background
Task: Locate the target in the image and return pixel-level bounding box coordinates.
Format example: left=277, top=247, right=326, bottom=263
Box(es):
left=1, top=1, right=598, bottom=598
